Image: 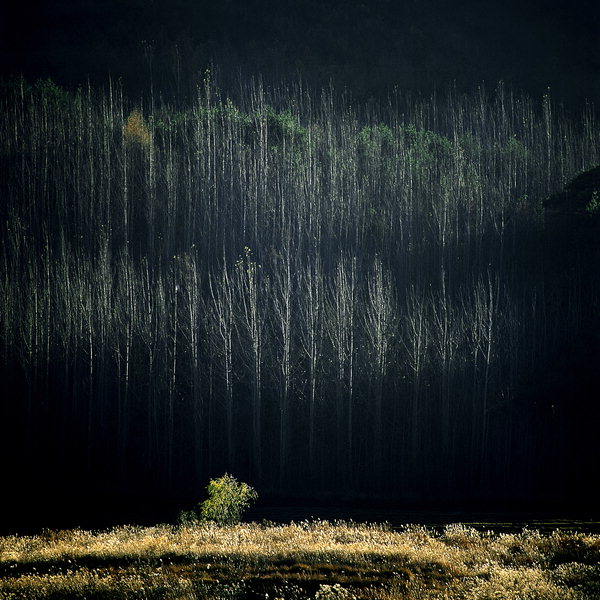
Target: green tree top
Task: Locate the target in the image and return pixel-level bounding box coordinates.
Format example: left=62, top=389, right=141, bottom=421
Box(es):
left=198, top=474, right=258, bottom=526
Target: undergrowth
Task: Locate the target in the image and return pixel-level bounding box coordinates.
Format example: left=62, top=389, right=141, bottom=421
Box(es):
left=0, top=521, right=599, bottom=599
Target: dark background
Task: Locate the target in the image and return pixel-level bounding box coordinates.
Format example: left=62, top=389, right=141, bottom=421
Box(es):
left=1, top=1, right=600, bottom=532
left=2, top=0, right=599, bottom=107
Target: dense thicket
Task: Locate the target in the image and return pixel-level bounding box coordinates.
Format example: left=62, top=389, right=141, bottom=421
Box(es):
left=1, top=77, right=599, bottom=506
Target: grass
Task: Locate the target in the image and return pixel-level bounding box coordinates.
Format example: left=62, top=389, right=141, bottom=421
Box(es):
left=1, top=520, right=599, bottom=599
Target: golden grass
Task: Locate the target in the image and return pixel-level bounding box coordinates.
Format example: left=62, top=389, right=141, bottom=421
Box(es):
left=0, top=521, right=598, bottom=599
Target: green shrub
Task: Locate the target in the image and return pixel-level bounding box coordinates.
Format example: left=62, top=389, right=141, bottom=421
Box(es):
left=176, top=509, right=199, bottom=527
left=198, top=473, right=258, bottom=526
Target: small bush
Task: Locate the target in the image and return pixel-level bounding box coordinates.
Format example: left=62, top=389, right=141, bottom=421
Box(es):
left=176, top=509, right=199, bottom=527
left=197, top=473, right=258, bottom=526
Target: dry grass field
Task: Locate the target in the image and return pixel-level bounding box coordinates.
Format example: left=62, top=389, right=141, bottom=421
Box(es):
left=1, top=520, right=599, bottom=599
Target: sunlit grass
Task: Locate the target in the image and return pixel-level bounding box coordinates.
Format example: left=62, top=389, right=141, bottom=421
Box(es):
left=1, top=521, right=598, bottom=598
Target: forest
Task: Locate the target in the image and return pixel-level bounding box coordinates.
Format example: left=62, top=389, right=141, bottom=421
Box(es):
left=1, top=74, right=599, bottom=520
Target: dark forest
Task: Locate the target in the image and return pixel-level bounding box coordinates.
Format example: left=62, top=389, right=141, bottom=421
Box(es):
left=1, top=75, right=599, bottom=526
left=1, top=0, right=600, bottom=530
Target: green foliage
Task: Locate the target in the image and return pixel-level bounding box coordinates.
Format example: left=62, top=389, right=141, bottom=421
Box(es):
left=150, top=108, right=193, bottom=133
left=546, top=165, right=600, bottom=217
left=176, top=509, right=199, bottom=527
left=503, top=134, right=528, bottom=159
left=400, top=123, right=452, bottom=152
left=34, top=78, right=76, bottom=109
left=149, top=100, right=307, bottom=154
left=357, top=123, right=395, bottom=149
left=264, top=106, right=308, bottom=143
left=398, top=123, right=453, bottom=170
left=585, top=190, right=600, bottom=216
left=356, top=124, right=397, bottom=178
left=197, top=474, right=258, bottom=526
left=242, top=105, right=307, bottom=151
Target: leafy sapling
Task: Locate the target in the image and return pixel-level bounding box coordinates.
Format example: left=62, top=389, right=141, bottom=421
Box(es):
left=197, top=473, right=258, bottom=526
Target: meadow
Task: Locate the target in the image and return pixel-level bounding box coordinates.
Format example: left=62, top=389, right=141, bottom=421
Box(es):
left=1, top=520, right=599, bottom=599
